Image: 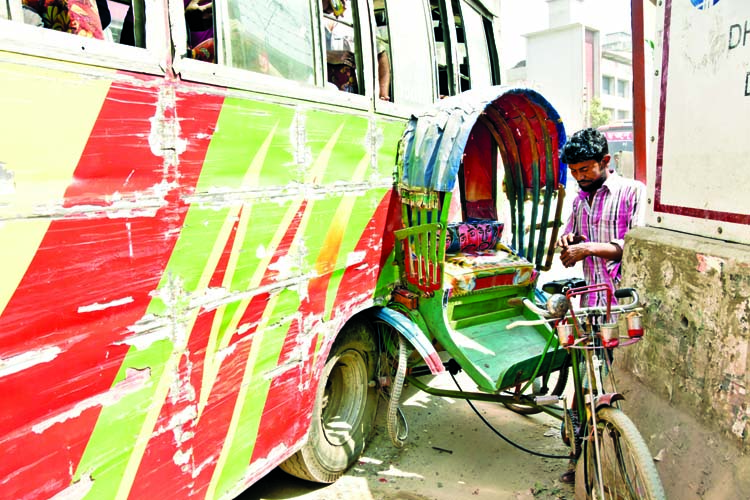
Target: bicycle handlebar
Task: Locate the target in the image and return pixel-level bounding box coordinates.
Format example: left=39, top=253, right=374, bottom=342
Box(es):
left=512, top=287, right=641, bottom=320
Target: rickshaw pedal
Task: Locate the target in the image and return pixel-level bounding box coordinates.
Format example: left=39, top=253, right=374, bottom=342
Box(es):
left=533, top=395, right=561, bottom=406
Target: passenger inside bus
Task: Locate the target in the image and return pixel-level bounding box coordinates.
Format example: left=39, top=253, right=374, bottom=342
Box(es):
left=184, top=0, right=214, bottom=62
left=322, top=0, right=391, bottom=100
left=22, top=0, right=108, bottom=39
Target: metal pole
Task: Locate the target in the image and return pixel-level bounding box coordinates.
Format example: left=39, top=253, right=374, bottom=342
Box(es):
left=631, top=0, right=648, bottom=183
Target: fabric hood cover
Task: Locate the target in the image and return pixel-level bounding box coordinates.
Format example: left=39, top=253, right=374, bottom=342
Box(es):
left=398, top=87, right=567, bottom=193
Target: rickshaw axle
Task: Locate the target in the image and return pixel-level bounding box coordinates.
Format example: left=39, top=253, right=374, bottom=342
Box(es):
left=404, top=374, right=565, bottom=421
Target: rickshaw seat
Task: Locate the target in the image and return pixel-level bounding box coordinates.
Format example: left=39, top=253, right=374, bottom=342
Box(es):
left=443, top=247, right=537, bottom=297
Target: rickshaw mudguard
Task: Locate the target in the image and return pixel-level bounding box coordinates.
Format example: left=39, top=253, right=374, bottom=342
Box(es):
left=594, top=392, right=625, bottom=409
left=375, top=307, right=445, bottom=375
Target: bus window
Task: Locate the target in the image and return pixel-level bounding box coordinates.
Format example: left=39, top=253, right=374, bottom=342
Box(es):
left=222, top=0, right=315, bottom=81
left=430, top=0, right=453, bottom=97
left=118, top=0, right=146, bottom=47
left=20, top=0, right=107, bottom=38
left=450, top=0, right=470, bottom=92
left=184, top=0, right=214, bottom=62
left=385, top=0, right=435, bottom=105
left=461, top=1, right=492, bottom=89
left=321, top=0, right=363, bottom=95
left=373, top=0, right=392, bottom=102
left=8, top=0, right=146, bottom=46
left=483, top=15, right=501, bottom=84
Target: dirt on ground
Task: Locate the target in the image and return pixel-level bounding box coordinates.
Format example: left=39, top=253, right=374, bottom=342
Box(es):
left=241, top=366, right=750, bottom=500
left=613, top=371, right=750, bottom=500
left=243, top=370, right=577, bottom=500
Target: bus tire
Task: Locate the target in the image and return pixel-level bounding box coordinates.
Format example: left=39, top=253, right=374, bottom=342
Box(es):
left=280, top=321, right=378, bottom=483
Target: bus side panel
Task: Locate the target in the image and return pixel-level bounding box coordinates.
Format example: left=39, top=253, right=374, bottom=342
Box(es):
left=0, top=52, right=401, bottom=498
left=0, top=60, right=224, bottom=499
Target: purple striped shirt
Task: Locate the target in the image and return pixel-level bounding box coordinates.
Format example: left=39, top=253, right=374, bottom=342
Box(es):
left=563, top=172, right=645, bottom=306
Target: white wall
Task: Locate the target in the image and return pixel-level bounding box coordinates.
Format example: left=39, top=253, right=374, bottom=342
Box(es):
left=525, top=24, right=586, bottom=132
left=646, top=0, right=750, bottom=245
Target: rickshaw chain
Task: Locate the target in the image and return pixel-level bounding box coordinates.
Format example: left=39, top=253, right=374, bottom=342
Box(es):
left=449, top=373, right=570, bottom=460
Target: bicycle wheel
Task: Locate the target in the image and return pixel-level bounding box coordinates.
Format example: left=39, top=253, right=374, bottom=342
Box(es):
left=503, top=357, right=570, bottom=415
left=578, top=407, right=665, bottom=499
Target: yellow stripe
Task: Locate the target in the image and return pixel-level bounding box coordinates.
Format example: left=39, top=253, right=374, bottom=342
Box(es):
left=285, top=123, right=345, bottom=260
left=115, top=121, right=279, bottom=499
left=204, top=120, right=346, bottom=495
left=204, top=293, right=279, bottom=500
left=206, top=120, right=346, bottom=382
left=0, top=63, right=111, bottom=317
left=198, top=123, right=278, bottom=417
left=320, top=153, right=371, bottom=319
left=113, top=205, right=239, bottom=500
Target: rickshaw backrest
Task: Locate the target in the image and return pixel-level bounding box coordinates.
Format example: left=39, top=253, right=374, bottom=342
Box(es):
left=395, top=87, right=568, bottom=288
left=394, top=190, right=447, bottom=294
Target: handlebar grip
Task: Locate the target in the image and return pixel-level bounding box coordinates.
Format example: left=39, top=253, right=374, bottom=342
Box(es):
left=614, top=288, right=635, bottom=299
left=507, top=298, right=525, bottom=307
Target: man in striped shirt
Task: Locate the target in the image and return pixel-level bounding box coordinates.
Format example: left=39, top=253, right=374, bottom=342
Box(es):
left=556, top=128, right=645, bottom=307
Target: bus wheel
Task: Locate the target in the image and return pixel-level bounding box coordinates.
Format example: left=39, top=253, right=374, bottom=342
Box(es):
left=280, top=322, right=378, bottom=483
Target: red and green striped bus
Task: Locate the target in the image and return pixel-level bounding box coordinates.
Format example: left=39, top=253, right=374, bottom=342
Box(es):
left=0, top=0, right=503, bottom=498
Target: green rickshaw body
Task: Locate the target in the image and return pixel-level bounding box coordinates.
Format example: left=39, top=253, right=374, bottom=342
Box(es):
left=386, top=87, right=570, bottom=392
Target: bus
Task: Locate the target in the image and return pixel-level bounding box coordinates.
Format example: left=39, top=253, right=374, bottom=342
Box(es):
left=598, top=120, right=634, bottom=153
left=0, top=0, right=502, bottom=498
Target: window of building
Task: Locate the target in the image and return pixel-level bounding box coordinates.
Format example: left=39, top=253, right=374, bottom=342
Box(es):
left=223, top=0, right=315, bottom=83
left=451, top=0, right=470, bottom=92
left=616, top=78, right=629, bottom=98
left=617, top=109, right=630, bottom=121
left=431, top=0, right=453, bottom=97
left=602, top=75, right=614, bottom=95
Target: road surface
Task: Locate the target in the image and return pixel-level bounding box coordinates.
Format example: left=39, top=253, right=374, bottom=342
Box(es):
left=240, top=370, right=574, bottom=500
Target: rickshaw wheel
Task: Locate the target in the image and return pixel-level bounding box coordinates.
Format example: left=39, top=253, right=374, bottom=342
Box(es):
left=280, top=321, right=378, bottom=483
left=502, top=358, right=570, bottom=415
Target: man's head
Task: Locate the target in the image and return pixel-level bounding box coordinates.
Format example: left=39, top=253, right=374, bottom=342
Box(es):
left=560, top=128, right=611, bottom=193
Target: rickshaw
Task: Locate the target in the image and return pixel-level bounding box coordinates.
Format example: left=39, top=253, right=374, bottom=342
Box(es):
left=374, top=87, right=665, bottom=499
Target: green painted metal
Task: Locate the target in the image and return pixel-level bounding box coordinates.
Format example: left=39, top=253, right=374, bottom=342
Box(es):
left=213, top=288, right=299, bottom=497
left=71, top=91, right=401, bottom=498
left=404, top=375, right=566, bottom=421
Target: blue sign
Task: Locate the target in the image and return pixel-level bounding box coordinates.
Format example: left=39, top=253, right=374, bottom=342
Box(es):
left=690, top=0, right=720, bottom=9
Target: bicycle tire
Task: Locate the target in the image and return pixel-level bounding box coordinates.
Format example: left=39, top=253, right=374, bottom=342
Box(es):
left=503, top=357, right=570, bottom=415
left=578, top=407, right=665, bottom=499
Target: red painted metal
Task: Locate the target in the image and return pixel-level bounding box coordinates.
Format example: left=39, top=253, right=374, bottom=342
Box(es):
left=632, top=0, right=647, bottom=183
left=0, top=81, right=224, bottom=499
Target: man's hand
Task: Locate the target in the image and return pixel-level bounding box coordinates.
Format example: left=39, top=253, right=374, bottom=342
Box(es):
left=556, top=232, right=586, bottom=249
left=560, top=243, right=589, bottom=268
left=327, top=50, right=355, bottom=67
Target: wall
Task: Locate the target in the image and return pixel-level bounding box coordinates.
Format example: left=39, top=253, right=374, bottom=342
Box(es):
left=647, top=0, right=750, bottom=245
left=525, top=24, right=587, bottom=132
left=621, top=227, right=750, bottom=450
